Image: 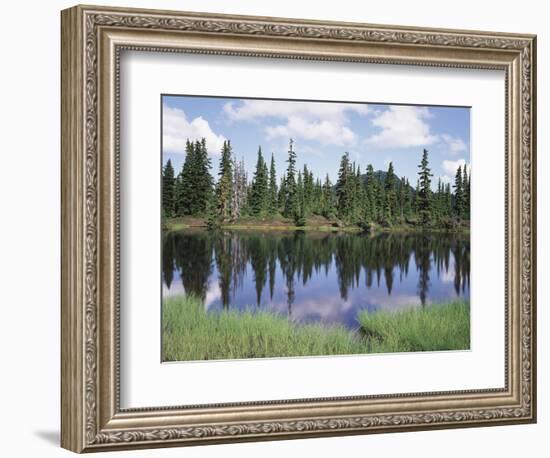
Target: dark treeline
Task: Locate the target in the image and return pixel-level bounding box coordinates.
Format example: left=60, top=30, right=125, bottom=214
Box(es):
left=163, top=138, right=470, bottom=228
left=163, top=231, right=470, bottom=311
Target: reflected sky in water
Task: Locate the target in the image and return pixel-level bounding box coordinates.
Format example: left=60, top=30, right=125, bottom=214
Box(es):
left=163, top=230, right=469, bottom=331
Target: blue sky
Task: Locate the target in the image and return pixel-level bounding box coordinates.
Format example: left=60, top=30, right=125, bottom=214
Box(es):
left=162, top=95, right=470, bottom=188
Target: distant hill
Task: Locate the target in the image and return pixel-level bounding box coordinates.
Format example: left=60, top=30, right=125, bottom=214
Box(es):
left=360, top=170, right=415, bottom=192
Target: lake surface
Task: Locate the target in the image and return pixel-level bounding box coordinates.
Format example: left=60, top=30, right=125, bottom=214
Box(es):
left=162, top=229, right=470, bottom=331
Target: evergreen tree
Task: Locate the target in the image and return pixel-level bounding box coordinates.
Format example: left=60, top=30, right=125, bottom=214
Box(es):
left=355, top=166, right=367, bottom=223
left=194, top=139, right=214, bottom=214
left=303, top=165, right=314, bottom=217
left=414, top=179, right=421, bottom=216
left=398, top=177, right=408, bottom=220
left=417, top=149, right=433, bottom=225
left=216, top=140, right=233, bottom=221
left=336, top=152, right=352, bottom=221
left=434, top=178, right=443, bottom=220
left=249, top=146, right=269, bottom=216
left=268, top=153, right=278, bottom=215
left=162, top=159, right=175, bottom=217
left=231, top=157, right=247, bottom=220
left=283, top=139, right=297, bottom=218
left=462, top=165, right=470, bottom=220
left=404, top=178, right=414, bottom=218
left=205, top=189, right=220, bottom=230
left=321, top=174, right=334, bottom=218
left=278, top=174, right=287, bottom=212
left=294, top=170, right=306, bottom=226
left=445, top=183, right=452, bottom=217
left=313, top=178, right=323, bottom=215
left=176, top=139, right=213, bottom=216
left=384, top=161, right=397, bottom=222
left=454, top=165, right=464, bottom=219
left=176, top=140, right=196, bottom=216
left=365, top=164, right=377, bottom=221
left=173, top=171, right=183, bottom=217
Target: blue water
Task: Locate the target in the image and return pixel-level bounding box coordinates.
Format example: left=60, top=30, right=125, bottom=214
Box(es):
left=162, top=230, right=469, bottom=331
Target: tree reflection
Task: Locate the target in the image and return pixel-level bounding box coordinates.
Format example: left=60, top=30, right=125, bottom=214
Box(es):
left=163, top=230, right=470, bottom=311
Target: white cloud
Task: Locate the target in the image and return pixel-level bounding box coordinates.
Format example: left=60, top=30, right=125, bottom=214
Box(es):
left=224, top=99, right=369, bottom=123
left=265, top=116, right=357, bottom=145
left=442, top=158, right=469, bottom=176
left=223, top=99, right=369, bottom=146
left=441, top=134, right=467, bottom=154
left=162, top=104, right=226, bottom=154
left=441, top=158, right=470, bottom=184
left=364, top=106, right=439, bottom=149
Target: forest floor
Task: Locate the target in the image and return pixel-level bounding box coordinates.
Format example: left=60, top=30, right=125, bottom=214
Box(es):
left=162, top=295, right=470, bottom=361
left=165, top=216, right=470, bottom=234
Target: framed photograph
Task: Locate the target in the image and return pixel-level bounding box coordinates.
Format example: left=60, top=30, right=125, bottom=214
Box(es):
left=61, top=4, right=537, bottom=453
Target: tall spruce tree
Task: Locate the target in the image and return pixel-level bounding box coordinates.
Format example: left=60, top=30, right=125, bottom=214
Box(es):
left=336, top=152, right=352, bottom=221
left=445, top=183, right=452, bottom=217
left=404, top=178, right=413, bottom=218
left=303, top=165, right=314, bottom=217
left=417, top=148, right=433, bottom=225
left=216, top=140, right=233, bottom=221
left=278, top=174, right=287, bottom=212
left=365, top=164, right=377, bottom=221
left=268, top=153, right=278, bottom=215
left=454, top=165, right=463, bottom=219
left=384, top=162, right=397, bottom=222
left=162, top=159, right=175, bottom=217
left=434, top=178, right=443, bottom=220
left=283, top=139, right=297, bottom=218
left=176, top=140, right=195, bottom=216
left=398, top=177, right=407, bottom=220
left=462, top=165, right=470, bottom=220
left=321, top=173, right=334, bottom=218
left=355, top=166, right=367, bottom=223
left=249, top=146, right=269, bottom=216
left=294, top=170, right=306, bottom=225
left=194, top=139, right=214, bottom=215
left=175, top=139, right=213, bottom=216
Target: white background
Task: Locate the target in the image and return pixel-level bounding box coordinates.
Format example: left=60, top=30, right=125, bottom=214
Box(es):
left=0, top=0, right=546, bottom=457
left=121, top=53, right=505, bottom=407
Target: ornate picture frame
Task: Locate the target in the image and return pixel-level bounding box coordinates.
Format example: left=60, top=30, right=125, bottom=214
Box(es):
left=61, top=4, right=536, bottom=453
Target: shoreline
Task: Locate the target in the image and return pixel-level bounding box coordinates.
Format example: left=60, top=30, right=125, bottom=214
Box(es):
left=165, top=219, right=470, bottom=235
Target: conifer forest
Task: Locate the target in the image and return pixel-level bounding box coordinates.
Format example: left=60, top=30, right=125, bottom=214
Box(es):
left=162, top=138, right=470, bottom=231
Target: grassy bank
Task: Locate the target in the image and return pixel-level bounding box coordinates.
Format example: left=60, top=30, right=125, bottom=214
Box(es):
left=162, top=296, right=470, bottom=361
left=357, top=301, right=470, bottom=353
left=164, top=216, right=469, bottom=235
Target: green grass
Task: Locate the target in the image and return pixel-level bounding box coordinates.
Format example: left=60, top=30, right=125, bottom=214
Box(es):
left=357, top=300, right=470, bottom=353
left=162, top=295, right=470, bottom=361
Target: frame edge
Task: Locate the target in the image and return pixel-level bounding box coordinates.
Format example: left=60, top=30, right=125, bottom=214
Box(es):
left=61, top=5, right=86, bottom=454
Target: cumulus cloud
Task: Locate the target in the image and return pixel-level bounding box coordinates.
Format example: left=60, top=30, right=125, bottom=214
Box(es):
left=223, top=99, right=369, bottom=146
left=441, top=158, right=470, bottom=184
left=162, top=104, right=226, bottom=155
left=265, top=117, right=358, bottom=145
left=364, top=106, right=439, bottom=149
left=441, top=134, right=467, bottom=154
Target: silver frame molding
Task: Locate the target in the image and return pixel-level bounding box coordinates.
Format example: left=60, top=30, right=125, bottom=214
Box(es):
left=61, top=4, right=537, bottom=453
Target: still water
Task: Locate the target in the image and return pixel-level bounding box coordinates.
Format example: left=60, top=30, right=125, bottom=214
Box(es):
left=162, top=229, right=470, bottom=331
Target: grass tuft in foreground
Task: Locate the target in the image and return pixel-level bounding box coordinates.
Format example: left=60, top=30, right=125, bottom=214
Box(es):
left=162, top=295, right=470, bottom=361
left=357, top=301, right=470, bottom=353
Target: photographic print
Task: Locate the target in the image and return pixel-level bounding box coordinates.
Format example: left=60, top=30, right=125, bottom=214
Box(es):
left=161, top=95, right=471, bottom=362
